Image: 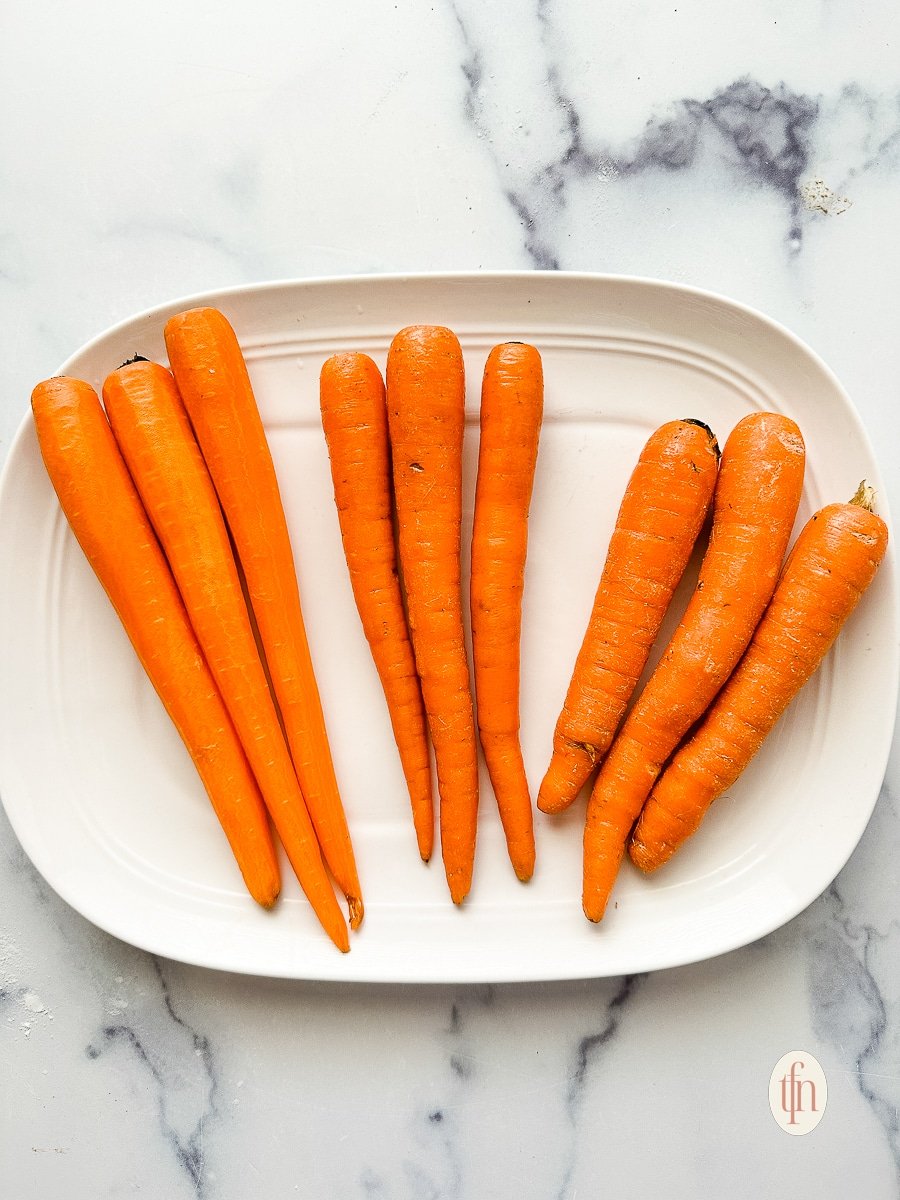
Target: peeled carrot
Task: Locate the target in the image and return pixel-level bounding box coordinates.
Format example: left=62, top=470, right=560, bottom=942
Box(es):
left=583, top=411, right=806, bottom=921
left=386, top=325, right=478, bottom=904
left=164, top=308, right=363, bottom=930
left=102, top=361, right=348, bottom=952
left=630, top=484, right=888, bottom=870
left=320, top=352, right=433, bottom=861
left=470, top=342, right=543, bottom=881
left=537, top=419, right=720, bottom=815
left=31, top=376, right=281, bottom=910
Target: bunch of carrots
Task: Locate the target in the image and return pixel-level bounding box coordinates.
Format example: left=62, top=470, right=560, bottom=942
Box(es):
left=538, top=412, right=888, bottom=920
left=32, top=310, right=889, bottom=942
left=320, top=331, right=544, bottom=902
left=32, top=308, right=361, bottom=952
left=320, top=336, right=888, bottom=918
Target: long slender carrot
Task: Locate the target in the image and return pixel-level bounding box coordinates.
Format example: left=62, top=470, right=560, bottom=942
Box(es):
left=386, top=325, right=478, bottom=904
left=319, top=352, right=433, bottom=861
left=470, top=342, right=543, bottom=881
left=163, top=308, right=363, bottom=929
left=537, top=419, right=720, bottom=815
left=102, top=361, right=348, bottom=951
left=31, top=376, right=281, bottom=911
left=583, top=411, right=806, bottom=921
left=630, top=484, right=888, bottom=871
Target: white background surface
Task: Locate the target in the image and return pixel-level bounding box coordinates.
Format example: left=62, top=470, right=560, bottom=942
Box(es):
left=3, top=2, right=900, bottom=1195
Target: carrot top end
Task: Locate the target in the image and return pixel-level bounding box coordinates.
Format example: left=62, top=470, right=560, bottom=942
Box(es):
left=682, top=418, right=720, bottom=457
left=348, top=897, right=365, bottom=930
left=850, top=480, right=876, bottom=512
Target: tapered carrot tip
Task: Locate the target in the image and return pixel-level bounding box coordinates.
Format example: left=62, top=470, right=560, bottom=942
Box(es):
left=348, top=897, right=364, bottom=930
left=449, top=875, right=471, bottom=906
left=513, top=847, right=535, bottom=883
left=582, top=889, right=608, bottom=924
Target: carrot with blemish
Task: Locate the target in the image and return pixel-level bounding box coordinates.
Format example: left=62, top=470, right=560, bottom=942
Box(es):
left=320, top=352, right=433, bottom=861
left=470, top=342, right=543, bottom=881
left=164, top=308, right=363, bottom=930
left=583, top=411, right=806, bottom=922
left=537, top=419, right=721, bottom=815
left=102, top=360, right=348, bottom=951
left=31, top=376, right=282, bottom=911
left=386, top=325, right=478, bottom=904
left=630, top=484, right=888, bottom=871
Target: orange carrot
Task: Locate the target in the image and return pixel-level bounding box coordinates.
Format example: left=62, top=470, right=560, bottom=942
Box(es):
left=583, top=411, right=806, bottom=921
left=386, top=325, right=478, bottom=904
left=630, top=484, right=888, bottom=870
left=319, top=352, right=433, bottom=861
left=470, top=342, right=543, bottom=881
left=31, top=376, right=281, bottom=911
left=164, top=308, right=363, bottom=929
left=102, top=361, right=348, bottom=951
left=537, top=419, right=720, bottom=815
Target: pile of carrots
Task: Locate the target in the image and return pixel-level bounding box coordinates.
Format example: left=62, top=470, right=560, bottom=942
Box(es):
left=321, top=332, right=543, bottom=903
left=32, top=309, right=889, bottom=950
left=33, top=310, right=360, bottom=951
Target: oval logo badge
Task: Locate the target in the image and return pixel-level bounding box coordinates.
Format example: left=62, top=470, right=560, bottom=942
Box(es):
left=769, top=1051, right=827, bottom=1134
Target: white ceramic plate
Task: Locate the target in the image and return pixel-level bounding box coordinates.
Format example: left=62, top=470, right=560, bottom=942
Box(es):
left=1, top=273, right=896, bottom=982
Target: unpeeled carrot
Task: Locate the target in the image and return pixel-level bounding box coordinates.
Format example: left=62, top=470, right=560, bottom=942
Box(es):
left=470, top=342, right=543, bottom=881
left=31, top=376, right=281, bottom=910
left=102, top=360, right=348, bottom=951
left=386, top=325, right=478, bottom=904
left=583, top=411, right=806, bottom=921
left=537, top=419, right=721, bottom=815
left=164, top=308, right=363, bottom=929
left=630, top=484, right=888, bottom=870
left=320, top=352, right=433, bottom=861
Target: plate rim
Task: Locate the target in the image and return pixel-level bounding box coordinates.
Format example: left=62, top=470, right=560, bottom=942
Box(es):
left=2, top=269, right=897, bottom=984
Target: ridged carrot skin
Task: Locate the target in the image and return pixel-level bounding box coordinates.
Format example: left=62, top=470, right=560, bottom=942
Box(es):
left=320, top=352, right=433, bottom=861
left=31, top=376, right=281, bottom=910
left=102, top=361, right=349, bottom=952
left=386, top=326, right=478, bottom=904
left=164, top=308, right=363, bottom=930
left=583, top=411, right=806, bottom=922
left=537, top=419, right=721, bottom=815
left=630, top=487, right=888, bottom=871
left=471, top=342, right=543, bottom=881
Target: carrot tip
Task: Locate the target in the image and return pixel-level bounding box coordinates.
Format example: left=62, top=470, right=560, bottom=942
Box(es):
left=628, top=839, right=662, bottom=873
left=348, top=896, right=364, bottom=930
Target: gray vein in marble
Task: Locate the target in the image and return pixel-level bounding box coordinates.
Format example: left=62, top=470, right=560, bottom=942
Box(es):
left=555, top=974, right=644, bottom=1200
left=396, top=991, right=499, bottom=1200
left=448, top=0, right=900, bottom=265
left=85, top=958, right=219, bottom=1197
left=809, top=840, right=900, bottom=1179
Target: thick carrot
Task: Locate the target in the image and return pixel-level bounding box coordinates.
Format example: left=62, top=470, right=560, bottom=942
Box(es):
left=583, top=411, right=806, bottom=921
left=31, top=376, right=281, bottom=911
left=102, top=361, right=348, bottom=951
left=470, top=342, right=543, bottom=881
left=537, top=419, right=720, bottom=815
left=163, top=308, right=363, bottom=929
left=386, top=325, right=478, bottom=904
left=630, top=484, right=888, bottom=870
left=319, top=352, right=433, bottom=861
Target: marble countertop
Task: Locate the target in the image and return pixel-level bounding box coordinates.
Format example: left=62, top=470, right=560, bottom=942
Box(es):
left=3, top=2, right=900, bottom=1196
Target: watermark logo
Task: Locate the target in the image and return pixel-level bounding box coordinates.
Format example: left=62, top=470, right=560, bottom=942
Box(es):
left=769, top=1052, right=827, bottom=1135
